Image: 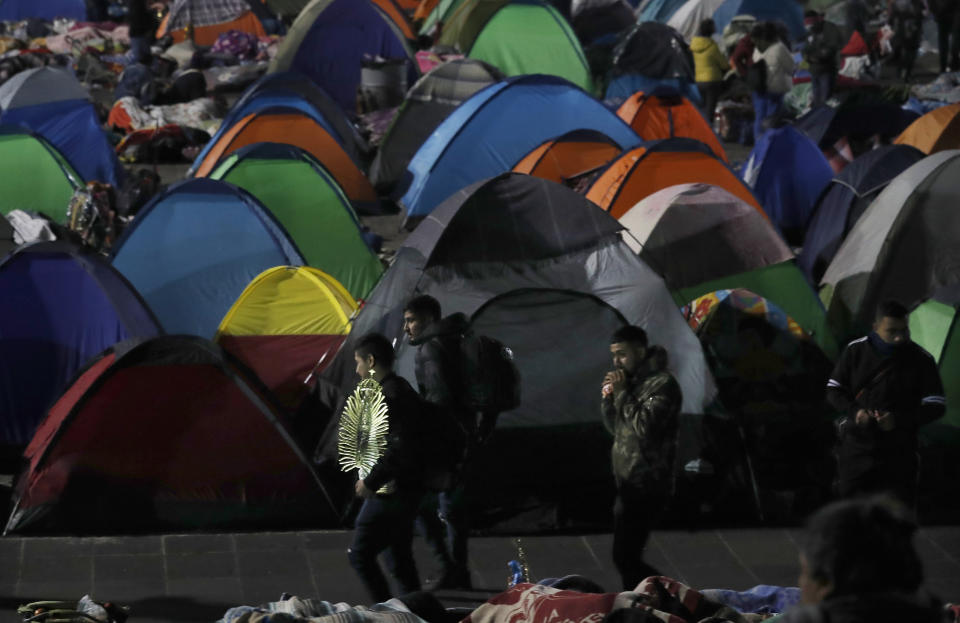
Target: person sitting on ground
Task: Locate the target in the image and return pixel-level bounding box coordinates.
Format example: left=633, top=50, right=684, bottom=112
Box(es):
left=777, top=494, right=943, bottom=622
left=693, top=19, right=729, bottom=125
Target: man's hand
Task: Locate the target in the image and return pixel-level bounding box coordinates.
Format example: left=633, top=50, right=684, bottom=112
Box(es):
left=874, top=411, right=895, bottom=432
left=355, top=480, right=374, bottom=499
left=855, top=408, right=872, bottom=426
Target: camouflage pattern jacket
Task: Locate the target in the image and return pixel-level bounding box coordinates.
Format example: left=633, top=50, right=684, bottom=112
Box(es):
left=600, top=356, right=682, bottom=492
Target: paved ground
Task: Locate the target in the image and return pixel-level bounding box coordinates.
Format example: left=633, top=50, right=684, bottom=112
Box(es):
left=1, top=525, right=958, bottom=623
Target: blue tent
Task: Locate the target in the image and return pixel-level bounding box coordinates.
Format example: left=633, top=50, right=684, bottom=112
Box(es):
left=0, top=0, right=88, bottom=20
left=0, top=242, right=161, bottom=447
left=740, top=125, right=834, bottom=244
left=795, top=102, right=919, bottom=150
left=797, top=145, right=924, bottom=285
left=187, top=72, right=366, bottom=177
left=111, top=179, right=305, bottom=338
left=0, top=68, right=123, bottom=187
left=713, top=0, right=804, bottom=40
left=270, top=0, right=418, bottom=113
left=399, top=74, right=641, bottom=225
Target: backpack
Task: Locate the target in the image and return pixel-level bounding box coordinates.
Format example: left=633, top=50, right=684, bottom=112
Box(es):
left=458, top=329, right=521, bottom=413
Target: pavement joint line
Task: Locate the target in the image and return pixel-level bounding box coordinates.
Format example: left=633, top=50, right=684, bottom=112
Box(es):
left=921, top=530, right=960, bottom=566
left=580, top=536, right=604, bottom=570
left=161, top=535, right=171, bottom=596
left=649, top=532, right=682, bottom=584
left=300, top=533, right=322, bottom=600
left=716, top=531, right=762, bottom=586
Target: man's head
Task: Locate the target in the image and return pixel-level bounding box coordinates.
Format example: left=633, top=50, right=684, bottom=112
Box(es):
left=804, top=10, right=824, bottom=32
left=403, top=295, right=441, bottom=343
left=873, top=299, right=910, bottom=346
left=609, top=325, right=648, bottom=374
left=698, top=18, right=716, bottom=37
left=798, top=495, right=923, bottom=604
left=354, top=333, right=395, bottom=380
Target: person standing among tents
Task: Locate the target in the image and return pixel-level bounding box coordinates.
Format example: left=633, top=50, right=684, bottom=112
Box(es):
left=749, top=22, right=796, bottom=143
left=601, top=325, right=682, bottom=591
left=692, top=19, right=729, bottom=127
left=887, top=0, right=926, bottom=81
left=803, top=10, right=844, bottom=107
left=403, top=295, right=475, bottom=591
left=930, top=0, right=960, bottom=73
left=826, top=300, right=945, bottom=508
left=348, top=333, right=427, bottom=603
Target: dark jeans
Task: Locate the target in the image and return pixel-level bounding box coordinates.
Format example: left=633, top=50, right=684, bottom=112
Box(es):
left=751, top=91, right=784, bottom=144
left=696, top=81, right=723, bottom=128
left=937, top=12, right=960, bottom=72
left=348, top=490, right=422, bottom=603
left=418, top=483, right=470, bottom=578
left=810, top=71, right=836, bottom=108
left=612, top=482, right=668, bottom=591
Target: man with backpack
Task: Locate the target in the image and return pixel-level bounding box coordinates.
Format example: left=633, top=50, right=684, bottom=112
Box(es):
left=826, top=300, right=945, bottom=508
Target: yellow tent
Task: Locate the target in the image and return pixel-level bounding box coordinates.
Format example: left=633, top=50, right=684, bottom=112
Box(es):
left=894, top=103, right=960, bottom=154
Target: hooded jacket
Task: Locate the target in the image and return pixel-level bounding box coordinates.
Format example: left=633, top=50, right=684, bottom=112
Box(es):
left=753, top=40, right=796, bottom=95
left=410, top=312, right=474, bottom=431
left=600, top=351, right=682, bottom=491
left=692, top=35, right=728, bottom=83
left=364, top=372, right=432, bottom=493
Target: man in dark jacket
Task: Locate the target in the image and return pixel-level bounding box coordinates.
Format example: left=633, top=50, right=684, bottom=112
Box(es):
left=403, top=295, right=473, bottom=590
left=888, top=0, right=926, bottom=80
left=347, top=333, right=426, bottom=603
left=803, top=11, right=845, bottom=107
left=601, top=325, right=682, bottom=591
left=930, top=0, right=960, bottom=72
left=826, top=300, right=945, bottom=507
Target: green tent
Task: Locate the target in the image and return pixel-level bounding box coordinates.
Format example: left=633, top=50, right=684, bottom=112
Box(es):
left=210, top=143, right=383, bottom=300
left=0, top=130, right=82, bottom=223
left=910, top=297, right=960, bottom=428
left=437, top=0, right=594, bottom=93
left=419, top=0, right=467, bottom=36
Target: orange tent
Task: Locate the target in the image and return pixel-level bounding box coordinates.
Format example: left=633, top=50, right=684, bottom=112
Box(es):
left=156, top=7, right=266, bottom=47
left=372, top=0, right=416, bottom=39
left=193, top=111, right=377, bottom=208
left=512, top=130, right=623, bottom=187
left=414, top=0, right=439, bottom=21
left=585, top=141, right=763, bottom=219
left=893, top=102, right=960, bottom=154
left=617, top=91, right=728, bottom=162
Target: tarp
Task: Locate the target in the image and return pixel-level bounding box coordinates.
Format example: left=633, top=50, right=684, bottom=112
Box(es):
left=894, top=102, right=960, bottom=155
left=0, top=68, right=123, bottom=187
left=437, top=0, right=594, bottom=92
left=795, top=101, right=919, bottom=151
left=111, top=178, right=305, bottom=338
left=0, top=0, right=87, bottom=20
left=821, top=150, right=960, bottom=340
left=636, top=0, right=688, bottom=22
left=370, top=59, right=504, bottom=193
left=798, top=145, right=924, bottom=285
left=512, top=129, right=623, bottom=185
left=321, top=172, right=716, bottom=531
left=209, top=143, right=383, bottom=300
left=0, top=243, right=161, bottom=447
left=616, top=90, right=727, bottom=161
left=5, top=335, right=338, bottom=534
left=740, top=126, right=834, bottom=243
left=216, top=266, right=356, bottom=408
left=399, top=74, right=641, bottom=225
left=586, top=137, right=762, bottom=219
left=0, top=129, right=83, bottom=224
left=191, top=107, right=379, bottom=213
left=269, top=0, right=418, bottom=112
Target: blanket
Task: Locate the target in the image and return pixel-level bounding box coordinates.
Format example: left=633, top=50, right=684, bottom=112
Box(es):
left=219, top=596, right=427, bottom=623
left=109, top=95, right=220, bottom=133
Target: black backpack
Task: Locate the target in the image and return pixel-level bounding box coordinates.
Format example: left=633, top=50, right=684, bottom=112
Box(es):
left=459, top=329, right=521, bottom=413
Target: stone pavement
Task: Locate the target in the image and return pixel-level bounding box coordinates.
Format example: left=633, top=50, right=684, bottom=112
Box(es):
left=1, top=526, right=959, bottom=623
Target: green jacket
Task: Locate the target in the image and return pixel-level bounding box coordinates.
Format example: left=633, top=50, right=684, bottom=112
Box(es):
left=600, top=355, right=682, bottom=491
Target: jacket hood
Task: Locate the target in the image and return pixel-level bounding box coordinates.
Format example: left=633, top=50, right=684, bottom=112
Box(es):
left=690, top=36, right=715, bottom=53
left=410, top=312, right=469, bottom=346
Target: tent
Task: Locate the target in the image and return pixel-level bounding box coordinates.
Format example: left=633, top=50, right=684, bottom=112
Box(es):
left=191, top=107, right=379, bottom=214
left=435, top=0, right=594, bottom=92
left=369, top=59, right=504, bottom=193
left=616, top=90, right=727, bottom=161
left=620, top=183, right=836, bottom=357
left=798, top=145, right=925, bottom=285
left=909, top=287, right=960, bottom=428
left=209, top=143, right=383, bottom=300
left=0, top=0, right=88, bottom=20
left=0, top=129, right=82, bottom=223
left=606, top=21, right=700, bottom=103
left=894, top=103, right=960, bottom=155
left=0, top=68, right=123, bottom=187
left=570, top=0, right=635, bottom=46
left=111, top=178, right=305, bottom=338
left=585, top=137, right=762, bottom=219
left=512, top=129, right=623, bottom=187
left=157, top=0, right=267, bottom=46
left=321, top=173, right=716, bottom=530
left=740, top=126, right=834, bottom=245
left=821, top=150, right=960, bottom=340
left=795, top=101, right=919, bottom=156
left=5, top=335, right=338, bottom=535
left=636, top=0, right=688, bottom=23
left=0, top=215, right=14, bottom=258
left=269, top=0, right=418, bottom=113
left=215, top=266, right=357, bottom=408
left=188, top=72, right=368, bottom=178
left=0, top=242, right=161, bottom=448
left=399, top=75, right=641, bottom=226
left=667, top=0, right=805, bottom=40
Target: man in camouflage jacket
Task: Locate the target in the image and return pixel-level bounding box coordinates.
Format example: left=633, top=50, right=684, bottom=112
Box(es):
left=601, top=326, right=683, bottom=591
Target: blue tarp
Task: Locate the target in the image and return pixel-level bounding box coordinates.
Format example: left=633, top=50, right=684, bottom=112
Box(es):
left=713, top=0, right=805, bottom=40
left=0, top=243, right=160, bottom=446
left=288, top=0, right=418, bottom=113
left=740, top=126, right=833, bottom=240
left=400, top=75, right=641, bottom=224
left=0, top=0, right=87, bottom=20
left=605, top=74, right=702, bottom=104
left=111, top=179, right=305, bottom=338
left=798, top=145, right=924, bottom=284
left=1, top=99, right=124, bottom=187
